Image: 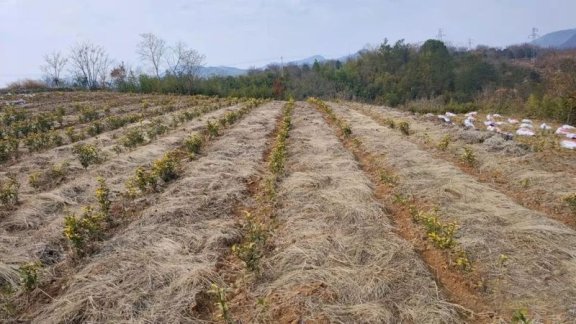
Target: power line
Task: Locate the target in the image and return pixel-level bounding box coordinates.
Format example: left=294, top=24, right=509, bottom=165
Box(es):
left=436, top=28, right=446, bottom=41
left=529, top=27, right=539, bottom=41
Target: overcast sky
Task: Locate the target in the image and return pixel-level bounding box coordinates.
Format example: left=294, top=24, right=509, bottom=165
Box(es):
left=1, top=0, right=575, bottom=86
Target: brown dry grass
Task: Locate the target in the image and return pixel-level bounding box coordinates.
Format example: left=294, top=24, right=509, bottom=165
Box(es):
left=237, top=103, right=461, bottom=323
left=331, top=102, right=576, bottom=322
left=12, top=102, right=283, bottom=322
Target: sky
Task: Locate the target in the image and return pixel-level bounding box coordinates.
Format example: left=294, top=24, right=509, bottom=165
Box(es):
left=1, top=0, right=576, bottom=86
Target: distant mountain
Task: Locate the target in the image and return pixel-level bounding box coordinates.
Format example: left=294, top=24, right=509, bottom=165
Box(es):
left=287, top=55, right=326, bottom=66
left=198, top=66, right=247, bottom=78
left=532, top=28, right=576, bottom=49
left=559, top=33, right=576, bottom=49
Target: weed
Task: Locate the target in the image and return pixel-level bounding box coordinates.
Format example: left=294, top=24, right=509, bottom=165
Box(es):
left=72, top=143, right=103, bottom=168
left=461, top=146, right=477, bottom=167
left=208, top=283, right=232, bottom=323
left=184, top=133, right=203, bottom=154
left=18, top=262, right=41, bottom=291
left=0, top=177, right=20, bottom=207
left=398, top=121, right=410, bottom=135
left=437, top=135, right=451, bottom=151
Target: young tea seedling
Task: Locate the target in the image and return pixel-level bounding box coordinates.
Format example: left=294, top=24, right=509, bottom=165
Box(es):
left=72, top=143, right=103, bottom=168
left=398, top=121, right=410, bottom=136
left=18, top=262, right=42, bottom=291
left=461, top=146, right=477, bottom=167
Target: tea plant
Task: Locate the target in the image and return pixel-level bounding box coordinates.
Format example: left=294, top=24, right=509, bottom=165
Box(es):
left=461, top=146, right=477, bottom=167
left=72, top=143, right=103, bottom=168
left=379, top=170, right=398, bottom=185
left=87, top=121, right=103, bottom=137
left=232, top=211, right=267, bottom=272
left=412, top=209, right=456, bottom=249
left=398, top=121, right=410, bottom=135
left=511, top=309, right=532, bottom=324
left=564, top=193, right=576, bottom=214
left=208, top=283, right=232, bottom=323
left=18, top=262, right=42, bottom=291
left=206, top=120, right=219, bottom=138
left=0, top=138, right=19, bottom=162
left=95, top=177, right=111, bottom=217
left=121, top=127, right=146, bottom=148
left=152, top=153, right=179, bottom=182
left=63, top=206, right=104, bottom=252
left=437, top=135, right=451, bottom=150
left=184, top=133, right=203, bottom=154
left=0, top=177, right=20, bottom=207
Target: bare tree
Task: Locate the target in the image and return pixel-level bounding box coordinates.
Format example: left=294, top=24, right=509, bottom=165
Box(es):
left=40, top=51, right=68, bottom=87
left=69, top=42, right=111, bottom=89
left=166, top=41, right=205, bottom=77
left=137, top=33, right=166, bottom=78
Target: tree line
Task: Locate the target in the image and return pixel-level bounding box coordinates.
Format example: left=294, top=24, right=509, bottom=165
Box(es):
left=13, top=35, right=576, bottom=124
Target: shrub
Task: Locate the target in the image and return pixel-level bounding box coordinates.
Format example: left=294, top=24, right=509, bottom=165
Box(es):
left=184, top=134, right=203, bottom=154
left=72, top=143, right=103, bottom=168
left=398, top=121, right=410, bottom=135
left=0, top=177, right=20, bottom=207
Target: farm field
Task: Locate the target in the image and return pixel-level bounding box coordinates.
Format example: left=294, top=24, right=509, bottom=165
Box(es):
left=1, top=92, right=576, bottom=323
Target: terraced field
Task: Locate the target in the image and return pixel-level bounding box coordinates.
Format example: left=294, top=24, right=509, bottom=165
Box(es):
left=1, top=92, right=575, bottom=323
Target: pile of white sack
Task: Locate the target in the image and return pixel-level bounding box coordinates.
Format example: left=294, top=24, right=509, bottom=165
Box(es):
left=556, top=125, right=576, bottom=149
